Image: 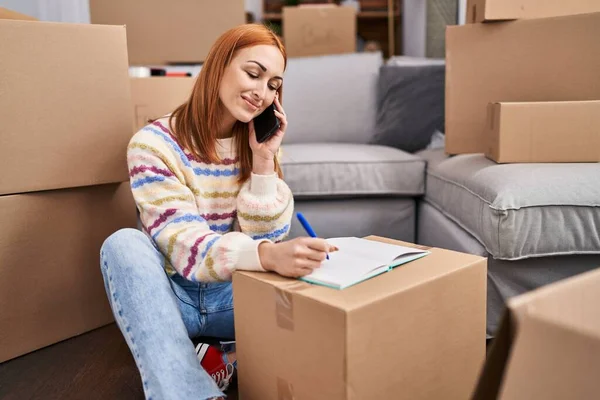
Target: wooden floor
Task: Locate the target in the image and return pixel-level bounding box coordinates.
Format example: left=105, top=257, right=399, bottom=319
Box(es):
left=0, top=324, right=238, bottom=400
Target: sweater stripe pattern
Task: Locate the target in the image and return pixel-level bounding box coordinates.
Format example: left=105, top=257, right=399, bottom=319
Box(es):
left=127, top=118, right=293, bottom=282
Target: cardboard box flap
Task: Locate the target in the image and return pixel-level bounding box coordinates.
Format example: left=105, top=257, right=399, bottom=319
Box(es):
left=239, top=272, right=355, bottom=312
left=239, top=236, right=485, bottom=312
left=507, top=266, right=600, bottom=334
left=472, top=267, right=600, bottom=400
left=499, top=310, right=600, bottom=399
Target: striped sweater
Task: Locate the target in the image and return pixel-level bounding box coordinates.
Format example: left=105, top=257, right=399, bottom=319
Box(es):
left=127, top=117, right=294, bottom=282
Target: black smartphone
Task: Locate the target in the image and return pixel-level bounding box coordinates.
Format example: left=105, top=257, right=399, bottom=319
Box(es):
left=253, top=103, right=280, bottom=143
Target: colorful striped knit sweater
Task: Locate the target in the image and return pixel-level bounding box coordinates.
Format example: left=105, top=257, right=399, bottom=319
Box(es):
left=127, top=117, right=294, bottom=282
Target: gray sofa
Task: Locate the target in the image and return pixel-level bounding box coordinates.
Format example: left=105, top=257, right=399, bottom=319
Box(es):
left=279, top=52, right=600, bottom=338
left=281, top=52, right=425, bottom=243
left=417, top=149, right=600, bottom=337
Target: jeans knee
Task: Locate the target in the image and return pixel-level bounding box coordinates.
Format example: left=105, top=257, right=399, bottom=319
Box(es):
left=102, top=227, right=142, bottom=252
left=101, top=228, right=148, bottom=266
left=100, top=228, right=166, bottom=281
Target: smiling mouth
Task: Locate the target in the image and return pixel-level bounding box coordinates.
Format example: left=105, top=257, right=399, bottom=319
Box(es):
left=242, top=96, right=260, bottom=111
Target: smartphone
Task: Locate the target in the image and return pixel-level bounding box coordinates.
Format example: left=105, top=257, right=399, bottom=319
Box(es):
left=253, top=103, right=280, bottom=143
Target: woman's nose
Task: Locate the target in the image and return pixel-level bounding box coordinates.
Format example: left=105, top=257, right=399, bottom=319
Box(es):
left=252, top=83, right=267, bottom=100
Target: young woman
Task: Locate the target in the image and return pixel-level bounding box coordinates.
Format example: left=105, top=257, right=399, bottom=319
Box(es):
left=100, top=24, right=335, bottom=400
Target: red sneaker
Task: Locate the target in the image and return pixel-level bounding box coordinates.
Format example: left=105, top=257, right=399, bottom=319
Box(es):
left=195, top=343, right=236, bottom=391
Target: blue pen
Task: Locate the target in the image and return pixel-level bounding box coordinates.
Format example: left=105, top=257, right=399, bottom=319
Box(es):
left=296, top=212, right=329, bottom=260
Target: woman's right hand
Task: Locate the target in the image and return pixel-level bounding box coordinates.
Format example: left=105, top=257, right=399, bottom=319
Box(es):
left=258, top=237, right=337, bottom=278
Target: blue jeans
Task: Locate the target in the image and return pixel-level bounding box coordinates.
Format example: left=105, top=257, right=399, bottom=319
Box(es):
left=100, top=228, right=234, bottom=400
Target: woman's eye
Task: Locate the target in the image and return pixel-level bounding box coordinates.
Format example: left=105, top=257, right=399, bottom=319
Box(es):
left=246, top=72, right=258, bottom=79
left=268, top=85, right=278, bottom=91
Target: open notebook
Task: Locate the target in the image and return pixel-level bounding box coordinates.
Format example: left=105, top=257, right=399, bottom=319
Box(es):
left=300, top=237, right=430, bottom=290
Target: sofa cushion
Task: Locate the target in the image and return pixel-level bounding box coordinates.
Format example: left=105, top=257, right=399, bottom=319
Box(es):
left=281, top=143, right=425, bottom=198
left=281, top=52, right=383, bottom=144
left=371, top=57, right=445, bottom=153
left=423, top=150, right=600, bottom=260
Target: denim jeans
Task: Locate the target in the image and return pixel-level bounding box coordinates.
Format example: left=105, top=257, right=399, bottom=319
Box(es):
left=100, top=228, right=234, bottom=400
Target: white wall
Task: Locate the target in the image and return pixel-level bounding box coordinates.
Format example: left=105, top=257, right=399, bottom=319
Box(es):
left=0, top=0, right=90, bottom=22
left=245, top=0, right=262, bottom=21
left=458, top=0, right=466, bottom=24
left=0, top=0, right=39, bottom=18
left=403, top=0, right=426, bottom=57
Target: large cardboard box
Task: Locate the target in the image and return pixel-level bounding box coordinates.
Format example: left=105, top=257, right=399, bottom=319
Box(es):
left=0, top=183, right=137, bottom=363
left=233, top=236, right=487, bottom=400
left=0, top=6, right=38, bottom=20
left=445, top=12, right=600, bottom=155
left=472, top=266, right=600, bottom=400
left=89, top=0, right=245, bottom=65
left=466, top=0, right=600, bottom=23
left=283, top=5, right=356, bottom=58
left=0, top=19, right=132, bottom=196
left=131, top=77, right=196, bottom=132
left=486, top=101, right=600, bottom=163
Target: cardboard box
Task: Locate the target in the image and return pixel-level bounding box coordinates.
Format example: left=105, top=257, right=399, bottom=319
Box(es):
left=0, top=6, right=38, bottom=20
left=445, top=12, right=600, bottom=155
left=0, top=19, right=132, bottom=196
left=467, top=0, right=600, bottom=23
left=89, top=0, right=245, bottom=65
left=486, top=101, right=600, bottom=163
left=131, top=77, right=196, bottom=132
left=283, top=5, right=357, bottom=58
left=472, top=266, right=600, bottom=400
left=233, top=236, right=487, bottom=400
left=0, top=183, right=137, bottom=363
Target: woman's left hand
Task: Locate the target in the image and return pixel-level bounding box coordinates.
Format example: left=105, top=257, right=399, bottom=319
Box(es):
left=249, top=94, right=287, bottom=164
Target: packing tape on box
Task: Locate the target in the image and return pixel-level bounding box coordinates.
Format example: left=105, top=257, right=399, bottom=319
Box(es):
left=275, top=287, right=294, bottom=331
left=277, top=377, right=296, bottom=400
left=275, top=281, right=311, bottom=331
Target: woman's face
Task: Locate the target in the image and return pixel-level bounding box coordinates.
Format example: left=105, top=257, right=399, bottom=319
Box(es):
left=219, top=45, right=285, bottom=124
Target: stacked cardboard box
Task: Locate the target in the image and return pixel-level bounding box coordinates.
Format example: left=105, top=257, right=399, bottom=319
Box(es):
left=89, top=0, right=245, bottom=65
left=446, top=0, right=600, bottom=162
left=234, top=236, right=488, bottom=399
left=445, top=2, right=600, bottom=397
left=88, top=0, right=245, bottom=131
left=283, top=4, right=357, bottom=58
left=467, top=0, right=600, bottom=23
left=129, top=76, right=196, bottom=132
left=0, top=11, right=137, bottom=362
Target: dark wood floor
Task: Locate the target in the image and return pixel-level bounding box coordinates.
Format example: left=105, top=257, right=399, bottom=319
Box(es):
left=0, top=324, right=238, bottom=400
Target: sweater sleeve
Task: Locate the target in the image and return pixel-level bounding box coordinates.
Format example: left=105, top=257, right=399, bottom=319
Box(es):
left=236, top=172, right=294, bottom=242
left=127, top=133, right=267, bottom=282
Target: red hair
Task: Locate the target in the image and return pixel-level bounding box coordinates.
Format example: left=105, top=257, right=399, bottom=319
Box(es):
left=169, top=24, right=286, bottom=183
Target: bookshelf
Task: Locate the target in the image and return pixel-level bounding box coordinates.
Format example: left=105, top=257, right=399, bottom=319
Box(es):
left=262, top=0, right=402, bottom=58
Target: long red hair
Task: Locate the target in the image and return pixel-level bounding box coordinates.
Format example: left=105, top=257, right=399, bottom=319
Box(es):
left=169, top=24, right=286, bottom=183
